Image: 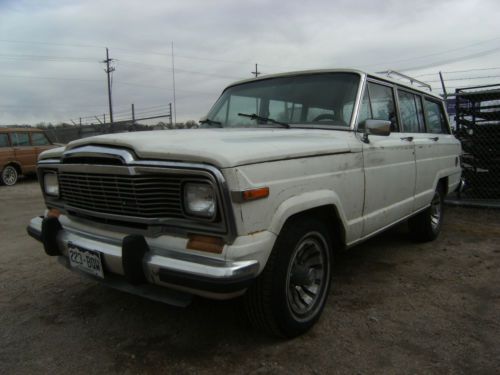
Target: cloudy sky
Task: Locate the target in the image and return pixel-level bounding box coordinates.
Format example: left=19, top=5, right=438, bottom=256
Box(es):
left=1, top=0, right=500, bottom=125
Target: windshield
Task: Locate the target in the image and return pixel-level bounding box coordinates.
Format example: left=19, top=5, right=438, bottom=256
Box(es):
left=206, top=72, right=360, bottom=128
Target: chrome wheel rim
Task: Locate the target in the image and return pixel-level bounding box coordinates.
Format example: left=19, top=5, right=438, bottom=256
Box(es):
left=2, top=166, right=17, bottom=186
left=286, top=232, right=330, bottom=322
left=430, top=191, right=442, bottom=231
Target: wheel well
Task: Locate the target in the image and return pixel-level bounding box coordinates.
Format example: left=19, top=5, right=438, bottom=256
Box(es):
left=284, top=205, right=346, bottom=249
left=5, top=162, right=22, bottom=175
left=438, top=177, right=448, bottom=195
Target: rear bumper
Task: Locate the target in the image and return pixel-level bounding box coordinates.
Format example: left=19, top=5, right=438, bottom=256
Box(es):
left=27, top=216, right=267, bottom=302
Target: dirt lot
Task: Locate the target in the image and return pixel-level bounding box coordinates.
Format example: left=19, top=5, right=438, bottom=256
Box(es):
left=1, top=179, right=499, bottom=374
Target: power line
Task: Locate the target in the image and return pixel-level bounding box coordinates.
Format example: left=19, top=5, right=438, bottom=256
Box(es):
left=362, top=36, right=500, bottom=70
left=414, top=66, right=500, bottom=77
left=426, top=74, right=500, bottom=83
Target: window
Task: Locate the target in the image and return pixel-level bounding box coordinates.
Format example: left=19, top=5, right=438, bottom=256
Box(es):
left=357, top=89, right=372, bottom=130
left=0, top=134, right=10, bottom=147
left=11, top=132, right=30, bottom=146
left=268, top=100, right=303, bottom=123
left=225, top=95, right=262, bottom=126
left=398, top=90, right=425, bottom=133
left=207, top=73, right=360, bottom=128
left=306, top=107, right=336, bottom=123
left=367, top=82, right=399, bottom=132
left=425, top=99, right=448, bottom=134
left=31, top=132, right=50, bottom=146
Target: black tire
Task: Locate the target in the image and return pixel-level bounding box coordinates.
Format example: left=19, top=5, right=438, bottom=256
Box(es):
left=244, top=216, right=333, bottom=338
left=1, top=165, right=18, bottom=186
left=409, top=184, right=445, bottom=242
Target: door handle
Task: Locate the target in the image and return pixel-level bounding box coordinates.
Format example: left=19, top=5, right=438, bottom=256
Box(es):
left=429, top=137, right=439, bottom=141
left=400, top=136, right=414, bottom=142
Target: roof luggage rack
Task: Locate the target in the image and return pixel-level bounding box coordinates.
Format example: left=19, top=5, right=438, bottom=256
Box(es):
left=376, top=70, right=432, bottom=91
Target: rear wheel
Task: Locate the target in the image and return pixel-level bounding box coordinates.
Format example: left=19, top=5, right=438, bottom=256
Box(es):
left=409, top=184, right=445, bottom=242
left=1, top=165, right=18, bottom=186
left=244, top=217, right=333, bottom=338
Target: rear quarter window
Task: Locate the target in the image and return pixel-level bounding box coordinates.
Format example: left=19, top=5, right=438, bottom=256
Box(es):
left=31, top=132, right=50, bottom=146
left=0, top=133, right=10, bottom=147
left=424, top=99, right=449, bottom=134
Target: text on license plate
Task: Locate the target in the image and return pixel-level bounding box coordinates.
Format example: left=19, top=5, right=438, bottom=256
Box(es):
left=68, top=244, right=104, bottom=278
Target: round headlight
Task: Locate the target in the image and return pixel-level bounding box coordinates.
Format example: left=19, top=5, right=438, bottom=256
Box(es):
left=183, top=182, right=216, bottom=218
left=44, top=172, right=59, bottom=197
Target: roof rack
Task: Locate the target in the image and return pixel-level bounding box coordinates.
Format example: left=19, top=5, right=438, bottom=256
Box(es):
left=376, top=70, right=432, bottom=91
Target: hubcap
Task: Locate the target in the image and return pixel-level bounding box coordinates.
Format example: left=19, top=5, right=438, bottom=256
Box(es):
left=430, top=191, right=442, bottom=231
left=2, top=167, right=17, bottom=186
left=286, top=232, right=330, bottom=321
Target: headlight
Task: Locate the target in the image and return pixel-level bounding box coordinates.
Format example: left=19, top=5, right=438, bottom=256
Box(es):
left=44, top=172, right=59, bottom=197
left=183, top=182, right=216, bottom=218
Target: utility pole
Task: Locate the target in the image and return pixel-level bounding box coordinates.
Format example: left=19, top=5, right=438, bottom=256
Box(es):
left=171, top=42, right=177, bottom=126
left=102, top=47, right=115, bottom=128
left=103, top=114, right=106, bottom=124
left=131, top=103, right=136, bottom=128
left=439, top=71, right=448, bottom=99
left=169, top=103, right=173, bottom=127
left=252, top=63, right=261, bottom=78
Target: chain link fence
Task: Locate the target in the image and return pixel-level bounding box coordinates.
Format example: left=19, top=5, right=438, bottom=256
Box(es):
left=450, top=84, right=500, bottom=207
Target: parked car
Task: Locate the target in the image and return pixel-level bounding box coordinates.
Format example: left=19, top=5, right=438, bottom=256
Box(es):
left=0, top=128, right=55, bottom=186
left=27, top=69, right=462, bottom=337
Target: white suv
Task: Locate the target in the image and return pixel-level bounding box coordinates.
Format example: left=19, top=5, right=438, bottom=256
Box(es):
left=28, top=69, right=462, bottom=337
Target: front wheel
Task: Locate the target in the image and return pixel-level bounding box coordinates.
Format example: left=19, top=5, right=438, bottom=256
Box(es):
left=1, top=165, right=18, bottom=186
left=409, top=185, right=445, bottom=242
left=244, top=217, right=333, bottom=338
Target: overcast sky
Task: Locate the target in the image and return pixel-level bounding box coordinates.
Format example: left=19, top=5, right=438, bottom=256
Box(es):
left=1, top=0, right=500, bottom=125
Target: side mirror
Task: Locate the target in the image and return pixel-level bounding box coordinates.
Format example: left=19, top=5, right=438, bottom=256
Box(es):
left=362, top=119, right=391, bottom=143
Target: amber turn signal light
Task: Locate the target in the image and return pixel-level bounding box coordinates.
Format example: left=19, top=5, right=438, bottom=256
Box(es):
left=187, top=234, right=225, bottom=254
left=241, top=187, right=270, bottom=202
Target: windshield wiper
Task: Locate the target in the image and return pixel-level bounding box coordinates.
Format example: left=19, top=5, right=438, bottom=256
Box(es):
left=237, top=113, right=290, bottom=128
left=199, top=118, right=223, bottom=127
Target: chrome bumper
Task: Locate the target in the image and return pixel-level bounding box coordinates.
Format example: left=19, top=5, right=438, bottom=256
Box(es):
left=27, top=216, right=260, bottom=302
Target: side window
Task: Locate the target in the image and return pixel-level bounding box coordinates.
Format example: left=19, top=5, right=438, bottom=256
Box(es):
left=398, top=90, right=425, bottom=133
left=11, top=132, right=30, bottom=146
left=368, top=82, right=399, bottom=132
left=357, top=88, right=372, bottom=130
left=424, top=99, right=448, bottom=134
left=31, top=132, right=50, bottom=146
left=0, top=134, right=10, bottom=147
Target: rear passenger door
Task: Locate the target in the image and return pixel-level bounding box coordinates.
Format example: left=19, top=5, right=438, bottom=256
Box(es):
left=411, top=97, right=459, bottom=209
left=361, top=81, right=416, bottom=236
left=11, top=132, right=37, bottom=173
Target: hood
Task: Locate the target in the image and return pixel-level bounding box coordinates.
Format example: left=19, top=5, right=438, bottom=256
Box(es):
left=57, top=128, right=359, bottom=168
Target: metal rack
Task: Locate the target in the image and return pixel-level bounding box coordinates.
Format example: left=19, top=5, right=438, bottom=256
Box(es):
left=454, top=83, right=500, bottom=202
left=376, top=70, right=433, bottom=91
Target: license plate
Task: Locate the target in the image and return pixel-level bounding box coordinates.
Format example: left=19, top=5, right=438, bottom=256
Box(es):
left=68, top=243, right=104, bottom=278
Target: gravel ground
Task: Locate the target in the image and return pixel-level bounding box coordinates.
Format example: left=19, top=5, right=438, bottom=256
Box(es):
left=1, top=179, right=499, bottom=374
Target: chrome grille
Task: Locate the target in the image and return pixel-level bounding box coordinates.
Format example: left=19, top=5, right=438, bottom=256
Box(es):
left=58, top=172, right=187, bottom=218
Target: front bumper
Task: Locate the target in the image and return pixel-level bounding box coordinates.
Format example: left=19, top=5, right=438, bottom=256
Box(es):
left=27, top=216, right=265, bottom=303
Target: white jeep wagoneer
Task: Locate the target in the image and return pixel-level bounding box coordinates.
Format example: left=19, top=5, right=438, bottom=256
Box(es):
left=28, top=69, right=462, bottom=337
